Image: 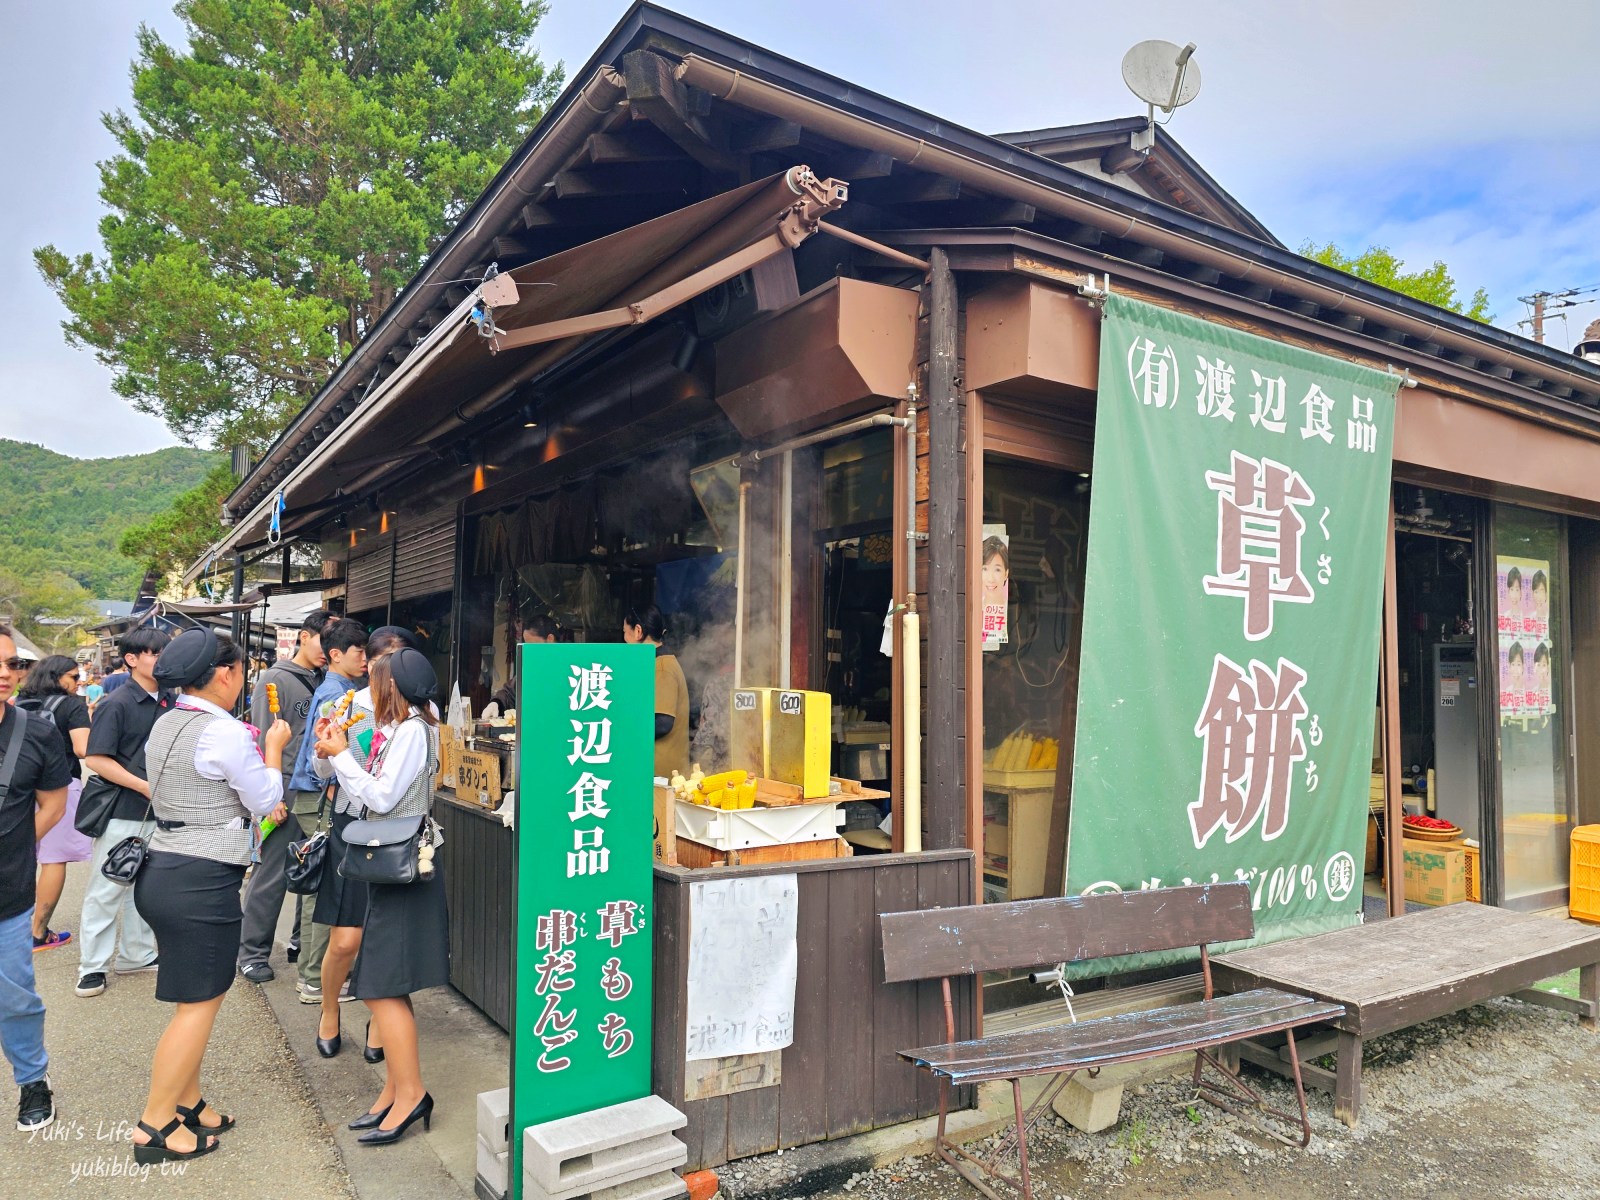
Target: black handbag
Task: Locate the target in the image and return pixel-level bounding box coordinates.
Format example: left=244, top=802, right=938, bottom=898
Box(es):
left=74, top=775, right=121, bottom=839
left=102, top=711, right=203, bottom=887
left=338, top=813, right=428, bottom=886
left=285, top=785, right=332, bottom=895
left=100, top=831, right=151, bottom=886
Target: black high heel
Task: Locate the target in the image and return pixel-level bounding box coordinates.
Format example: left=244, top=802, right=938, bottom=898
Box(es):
left=348, top=1103, right=392, bottom=1131
left=316, top=1016, right=341, bottom=1059
left=356, top=1093, right=432, bottom=1145
left=363, top=1022, right=384, bottom=1064
left=133, top=1116, right=221, bottom=1164
left=176, top=1098, right=235, bottom=1134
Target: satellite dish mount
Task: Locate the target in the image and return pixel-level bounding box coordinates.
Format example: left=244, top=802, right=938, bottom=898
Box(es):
left=1121, top=40, right=1201, bottom=152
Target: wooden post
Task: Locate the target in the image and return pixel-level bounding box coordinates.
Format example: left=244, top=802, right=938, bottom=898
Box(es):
left=926, top=248, right=963, bottom=850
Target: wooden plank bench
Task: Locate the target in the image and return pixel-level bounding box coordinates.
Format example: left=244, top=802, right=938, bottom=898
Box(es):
left=1211, top=902, right=1600, bottom=1127
left=881, top=882, right=1344, bottom=1200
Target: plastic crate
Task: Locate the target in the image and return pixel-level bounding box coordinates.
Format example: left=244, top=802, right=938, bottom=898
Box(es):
left=1571, top=826, right=1600, bottom=925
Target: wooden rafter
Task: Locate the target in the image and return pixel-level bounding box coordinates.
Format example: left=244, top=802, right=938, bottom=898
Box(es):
left=623, top=50, right=737, bottom=173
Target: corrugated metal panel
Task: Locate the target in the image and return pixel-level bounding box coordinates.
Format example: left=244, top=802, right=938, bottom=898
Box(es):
left=345, top=546, right=393, bottom=615
left=393, top=506, right=457, bottom=602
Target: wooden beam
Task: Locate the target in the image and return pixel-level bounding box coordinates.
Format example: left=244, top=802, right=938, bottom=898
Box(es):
left=583, top=128, right=684, bottom=165
left=856, top=171, right=962, bottom=205
left=1100, top=144, right=1146, bottom=175
left=623, top=50, right=737, bottom=173
left=1178, top=262, right=1223, bottom=286
left=964, top=199, right=1037, bottom=225
left=926, top=247, right=963, bottom=852
left=829, top=149, right=895, bottom=180
left=553, top=162, right=697, bottom=200
left=732, top=117, right=804, bottom=154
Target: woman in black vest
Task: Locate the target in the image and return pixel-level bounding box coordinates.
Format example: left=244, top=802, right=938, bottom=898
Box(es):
left=313, top=648, right=446, bottom=1145
left=129, top=630, right=290, bottom=1165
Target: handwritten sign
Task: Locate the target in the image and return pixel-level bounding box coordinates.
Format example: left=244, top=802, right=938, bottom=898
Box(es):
left=453, top=748, right=502, bottom=807
left=686, top=874, right=798, bottom=1061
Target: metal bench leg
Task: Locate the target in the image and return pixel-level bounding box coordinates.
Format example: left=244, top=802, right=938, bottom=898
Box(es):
left=1192, top=1035, right=1314, bottom=1148
left=1012, top=1077, right=1033, bottom=1200
left=1333, top=1031, right=1363, bottom=1128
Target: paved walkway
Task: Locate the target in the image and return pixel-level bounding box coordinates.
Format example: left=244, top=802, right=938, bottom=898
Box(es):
left=8, top=860, right=512, bottom=1199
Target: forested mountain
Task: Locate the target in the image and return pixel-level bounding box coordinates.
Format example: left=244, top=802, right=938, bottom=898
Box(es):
left=0, top=439, right=220, bottom=599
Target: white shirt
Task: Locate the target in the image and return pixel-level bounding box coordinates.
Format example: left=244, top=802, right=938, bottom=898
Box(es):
left=173, top=693, right=284, bottom=818
left=328, top=709, right=429, bottom=815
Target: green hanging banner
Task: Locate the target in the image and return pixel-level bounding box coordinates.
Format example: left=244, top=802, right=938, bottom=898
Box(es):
left=512, top=643, right=655, bottom=1192
left=1065, top=294, right=1399, bottom=947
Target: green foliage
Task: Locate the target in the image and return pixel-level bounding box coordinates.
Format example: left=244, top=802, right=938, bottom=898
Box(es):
left=118, top=463, right=238, bottom=581
left=0, top=439, right=220, bottom=600
left=36, top=0, right=562, bottom=450
left=0, top=567, right=100, bottom=657
left=1300, top=242, right=1493, bottom=322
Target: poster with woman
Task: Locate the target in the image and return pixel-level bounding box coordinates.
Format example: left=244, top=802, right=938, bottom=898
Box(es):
left=981, top=525, right=1009, bottom=650
left=1497, top=556, right=1553, bottom=718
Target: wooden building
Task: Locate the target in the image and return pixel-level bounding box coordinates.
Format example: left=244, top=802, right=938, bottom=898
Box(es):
left=195, top=3, right=1600, bottom=1170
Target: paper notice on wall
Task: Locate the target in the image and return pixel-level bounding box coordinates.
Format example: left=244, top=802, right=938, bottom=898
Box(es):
left=686, top=874, right=798, bottom=1061
left=980, top=523, right=1010, bottom=650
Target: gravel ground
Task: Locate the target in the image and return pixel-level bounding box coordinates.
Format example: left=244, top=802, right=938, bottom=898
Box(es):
left=723, top=996, right=1600, bottom=1200
left=4, top=864, right=353, bottom=1199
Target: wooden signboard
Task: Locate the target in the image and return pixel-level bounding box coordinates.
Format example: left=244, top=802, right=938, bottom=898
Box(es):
left=453, top=747, right=502, bottom=808
left=437, top=727, right=460, bottom=789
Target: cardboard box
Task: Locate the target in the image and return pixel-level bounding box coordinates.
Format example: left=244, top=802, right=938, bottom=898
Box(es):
left=653, top=785, right=677, bottom=866
left=1402, top=837, right=1467, bottom=906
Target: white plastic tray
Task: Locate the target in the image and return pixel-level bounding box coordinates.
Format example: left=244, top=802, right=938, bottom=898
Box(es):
left=674, top=798, right=844, bottom=850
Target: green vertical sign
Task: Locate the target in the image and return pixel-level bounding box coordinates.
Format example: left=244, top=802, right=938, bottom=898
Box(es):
left=513, top=643, right=654, bottom=1192
left=1066, top=295, right=1399, bottom=947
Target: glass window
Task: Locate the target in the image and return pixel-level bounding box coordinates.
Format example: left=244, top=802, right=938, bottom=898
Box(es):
left=1494, top=504, right=1570, bottom=905
left=980, top=458, right=1089, bottom=902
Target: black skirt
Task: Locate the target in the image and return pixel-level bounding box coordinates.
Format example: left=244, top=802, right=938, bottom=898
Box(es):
left=313, top=809, right=370, bottom=928
left=348, top=862, right=450, bottom=1001
left=134, top=851, right=247, bottom=1004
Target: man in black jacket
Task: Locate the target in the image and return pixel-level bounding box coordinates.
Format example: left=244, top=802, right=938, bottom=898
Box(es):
left=0, top=625, right=70, bottom=1131
left=237, top=609, right=332, bottom=984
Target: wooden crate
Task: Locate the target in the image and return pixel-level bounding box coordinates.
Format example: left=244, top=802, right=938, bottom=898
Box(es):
left=675, top=836, right=852, bottom=869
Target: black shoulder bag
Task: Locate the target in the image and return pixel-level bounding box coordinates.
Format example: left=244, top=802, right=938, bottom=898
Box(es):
left=285, top=784, right=332, bottom=895
left=338, top=719, right=439, bottom=887
left=101, top=711, right=205, bottom=886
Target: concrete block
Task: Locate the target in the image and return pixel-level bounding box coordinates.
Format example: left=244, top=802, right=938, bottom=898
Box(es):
left=1050, top=1071, right=1123, bottom=1133
left=476, top=1135, right=509, bottom=1196
left=522, top=1169, right=686, bottom=1200
left=477, top=1087, right=511, bottom=1153
left=475, top=1176, right=506, bottom=1200
left=523, top=1133, right=686, bottom=1200
left=522, top=1095, right=686, bottom=1191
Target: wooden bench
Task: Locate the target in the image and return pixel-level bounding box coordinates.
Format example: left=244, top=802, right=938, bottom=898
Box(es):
left=881, top=882, right=1345, bottom=1200
left=1212, top=902, right=1600, bottom=1127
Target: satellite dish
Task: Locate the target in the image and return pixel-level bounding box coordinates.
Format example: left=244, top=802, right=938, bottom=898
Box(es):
left=1121, top=39, right=1201, bottom=116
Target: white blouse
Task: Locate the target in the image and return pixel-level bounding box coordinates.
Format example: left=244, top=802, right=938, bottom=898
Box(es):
left=326, top=709, right=429, bottom=815
left=172, top=693, right=283, bottom=818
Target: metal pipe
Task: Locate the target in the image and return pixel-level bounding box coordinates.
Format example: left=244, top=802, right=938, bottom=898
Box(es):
left=815, top=222, right=930, bottom=270
left=734, top=479, right=751, bottom=689
left=779, top=451, right=792, bottom=689
left=735, top=412, right=908, bottom=467
left=676, top=54, right=1600, bottom=403
left=902, top=602, right=922, bottom=854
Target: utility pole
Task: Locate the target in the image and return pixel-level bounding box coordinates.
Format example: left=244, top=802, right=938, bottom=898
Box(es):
left=1519, top=286, right=1600, bottom=345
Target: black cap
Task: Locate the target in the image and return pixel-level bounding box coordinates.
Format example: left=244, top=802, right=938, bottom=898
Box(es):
left=388, top=647, right=438, bottom=705
left=367, top=624, right=420, bottom=653
left=153, top=628, right=219, bottom=688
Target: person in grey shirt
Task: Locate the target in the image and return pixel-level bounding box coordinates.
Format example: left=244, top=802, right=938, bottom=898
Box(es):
left=236, top=610, right=332, bottom=984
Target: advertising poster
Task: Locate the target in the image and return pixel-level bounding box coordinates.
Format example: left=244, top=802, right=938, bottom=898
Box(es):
left=1497, top=555, right=1553, bottom=720
left=1065, top=294, right=1399, bottom=953
left=980, top=523, right=1010, bottom=650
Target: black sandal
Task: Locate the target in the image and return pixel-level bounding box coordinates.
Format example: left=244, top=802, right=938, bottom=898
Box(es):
left=176, top=1098, right=236, bottom=1134
left=133, top=1116, right=221, bottom=1164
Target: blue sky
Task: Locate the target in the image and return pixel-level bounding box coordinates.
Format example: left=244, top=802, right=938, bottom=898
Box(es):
left=3, top=0, right=1596, bottom=458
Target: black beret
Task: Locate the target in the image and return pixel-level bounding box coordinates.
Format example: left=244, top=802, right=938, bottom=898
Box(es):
left=389, top=647, right=438, bottom=706
left=367, top=624, right=420, bottom=653
left=153, top=627, right=219, bottom=688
